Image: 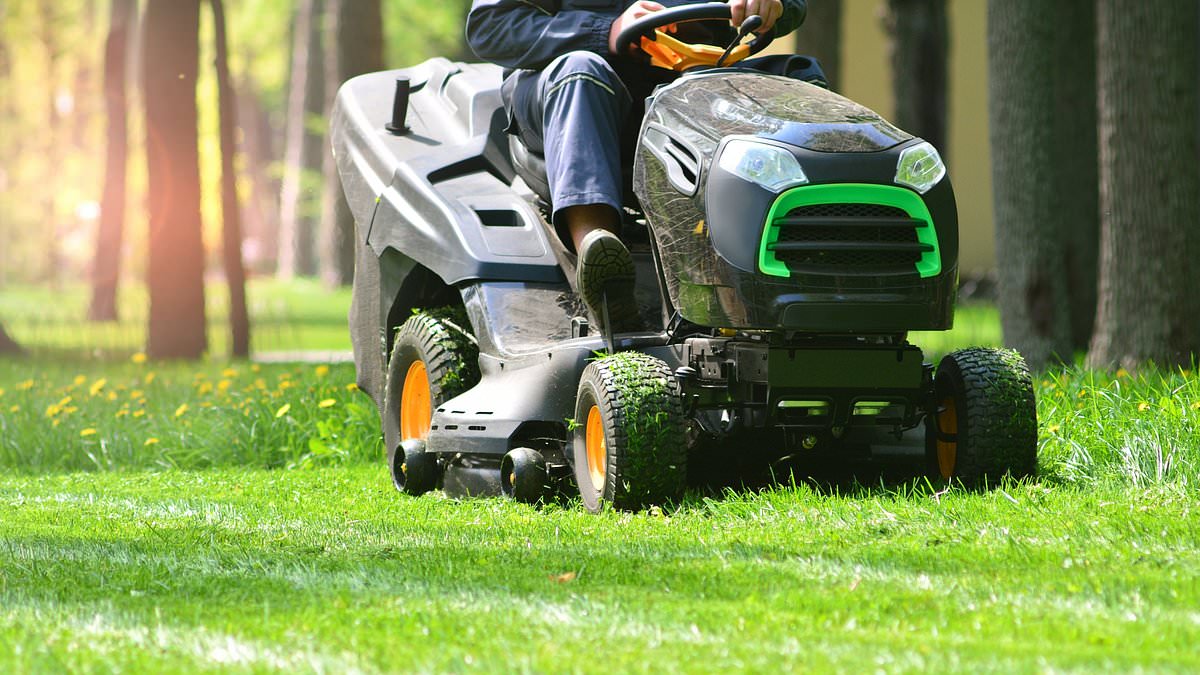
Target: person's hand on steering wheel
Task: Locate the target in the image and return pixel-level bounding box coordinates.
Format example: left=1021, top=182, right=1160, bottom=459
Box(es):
left=728, top=0, right=783, bottom=33
left=609, top=1, right=675, bottom=55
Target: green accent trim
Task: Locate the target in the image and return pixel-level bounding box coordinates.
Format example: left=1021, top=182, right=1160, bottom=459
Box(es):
left=757, top=183, right=942, bottom=279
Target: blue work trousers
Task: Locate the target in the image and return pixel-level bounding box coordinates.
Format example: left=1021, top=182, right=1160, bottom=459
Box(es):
left=504, top=52, right=676, bottom=228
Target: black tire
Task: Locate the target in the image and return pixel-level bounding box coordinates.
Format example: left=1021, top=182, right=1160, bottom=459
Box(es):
left=392, top=439, right=441, bottom=495
left=383, top=311, right=480, bottom=495
left=926, top=347, right=1038, bottom=486
left=572, top=352, right=687, bottom=513
left=500, top=447, right=550, bottom=504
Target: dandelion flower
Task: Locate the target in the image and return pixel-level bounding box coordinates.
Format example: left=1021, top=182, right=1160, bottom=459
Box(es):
left=80, top=428, right=97, bottom=437
left=275, top=403, right=291, bottom=418
left=144, top=438, right=160, bottom=446
left=1191, top=401, right=1200, bottom=411
left=0, top=388, right=5, bottom=397
left=345, top=383, right=359, bottom=392
left=315, top=365, right=330, bottom=378
left=131, top=352, right=148, bottom=364
left=8, top=405, right=20, bottom=413
left=106, top=391, right=118, bottom=401
left=1047, top=424, right=1061, bottom=434
left=318, top=398, right=336, bottom=408
left=89, top=378, right=107, bottom=396
left=175, top=403, right=189, bottom=418
left=1137, top=402, right=1150, bottom=412
left=218, top=379, right=232, bottom=392
left=16, top=379, right=34, bottom=391
left=145, top=372, right=157, bottom=385
left=73, top=374, right=87, bottom=386
left=1116, top=368, right=1129, bottom=379
left=222, top=368, right=238, bottom=378
left=133, top=410, right=146, bottom=418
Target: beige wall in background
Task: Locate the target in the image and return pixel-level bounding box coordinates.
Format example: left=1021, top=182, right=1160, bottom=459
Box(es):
left=784, top=0, right=996, bottom=274
left=451, top=6, right=998, bottom=271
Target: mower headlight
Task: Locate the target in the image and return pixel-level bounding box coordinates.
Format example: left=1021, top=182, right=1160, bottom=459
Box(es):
left=894, top=141, right=946, bottom=194
left=717, top=139, right=808, bottom=192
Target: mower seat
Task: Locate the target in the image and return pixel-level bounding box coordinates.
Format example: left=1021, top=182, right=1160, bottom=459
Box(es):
left=509, top=136, right=552, bottom=204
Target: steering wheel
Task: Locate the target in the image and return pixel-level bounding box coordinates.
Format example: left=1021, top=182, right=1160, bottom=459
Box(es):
left=613, top=2, right=776, bottom=72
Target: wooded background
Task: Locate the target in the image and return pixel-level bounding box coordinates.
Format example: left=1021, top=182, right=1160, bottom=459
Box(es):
left=0, top=0, right=1196, bottom=369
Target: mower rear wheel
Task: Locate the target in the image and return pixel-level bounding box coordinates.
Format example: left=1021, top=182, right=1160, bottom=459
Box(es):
left=384, top=311, right=480, bottom=495
left=926, top=347, right=1037, bottom=486
left=572, top=353, right=686, bottom=513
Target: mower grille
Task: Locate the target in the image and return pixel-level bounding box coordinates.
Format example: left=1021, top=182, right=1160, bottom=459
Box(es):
left=769, top=203, right=933, bottom=276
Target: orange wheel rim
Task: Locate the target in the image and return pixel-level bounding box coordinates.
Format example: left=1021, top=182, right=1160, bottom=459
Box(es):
left=936, top=395, right=958, bottom=479
left=400, top=360, right=432, bottom=440
left=585, top=405, right=606, bottom=492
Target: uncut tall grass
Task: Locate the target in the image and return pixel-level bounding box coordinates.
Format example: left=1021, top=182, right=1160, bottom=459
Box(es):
left=2, top=354, right=1198, bottom=490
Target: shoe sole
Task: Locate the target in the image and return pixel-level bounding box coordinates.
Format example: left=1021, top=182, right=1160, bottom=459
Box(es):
left=577, top=234, right=642, bottom=334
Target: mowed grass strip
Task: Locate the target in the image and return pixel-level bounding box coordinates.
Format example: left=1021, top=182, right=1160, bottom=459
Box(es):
left=1, top=467, right=1198, bottom=673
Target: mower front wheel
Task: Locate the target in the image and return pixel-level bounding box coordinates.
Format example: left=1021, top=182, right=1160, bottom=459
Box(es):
left=383, top=312, right=480, bottom=495
left=926, top=347, right=1038, bottom=486
left=572, top=353, right=687, bottom=513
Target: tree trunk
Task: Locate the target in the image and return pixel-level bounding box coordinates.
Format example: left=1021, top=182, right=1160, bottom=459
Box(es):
left=278, top=0, right=325, bottom=279
left=143, top=0, right=207, bottom=360
left=234, top=80, right=281, bottom=273
left=988, top=0, right=1097, bottom=368
left=884, top=0, right=948, bottom=153
left=210, top=0, right=250, bottom=358
left=793, top=0, right=839, bottom=89
left=1089, top=1, right=1200, bottom=369
left=319, top=0, right=384, bottom=287
left=39, top=3, right=64, bottom=288
left=0, top=321, right=21, bottom=355
left=1054, top=1, right=1099, bottom=351
left=89, top=0, right=135, bottom=322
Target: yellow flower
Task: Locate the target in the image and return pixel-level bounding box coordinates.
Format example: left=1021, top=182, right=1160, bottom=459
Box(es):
left=197, top=382, right=213, bottom=395
left=115, top=409, right=128, bottom=418
left=63, top=406, right=78, bottom=415
left=130, top=389, right=145, bottom=400
left=73, top=374, right=87, bottom=386
left=131, top=352, right=147, bottom=364
left=1116, top=368, right=1129, bottom=378
left=16, top=379, right=34, bottom=391
left=318, top=398, right=336, bottom=409
left=251, top=363, right=261, bottom=373
left=144, top=438, right=159, bottom=446
left=89, top=378, right=107, bottom=396
left=345, top=383, right=359, bottom=392
left=1191, top=401, right=1200, bottom=411
left=254, top=378, right=267, bottom=391
left=8, top=405, right=20, bottom=413
left=174, top=403, right=189, bottom=418
left=315, top=365, right=330, bottom=378
left=106, top=391, right=118, bottom=401
left=222, top=368, right=239, bottom=378
left=133, top=410, right=146, bottom=418
left=275, top=403, right=291, bottom=418
left=1047, top=424, right=1061, bottom=434
left=45, top=404, right=61, bottom=418
left=145, top=372, right=157, bottom=385
left=0, top=388, right=5, bottom=397
left=57, top=396, right=73, bottom=407
left=1137, top=402, right=1150, bottom=412
left=217, top=379, right=232, bottom=392
left=80, top=428, right=97, bottom=437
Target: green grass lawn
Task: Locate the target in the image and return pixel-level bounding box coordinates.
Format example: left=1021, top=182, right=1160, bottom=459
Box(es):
left=2, top=294, right=1199, bottom=671
left=0, top=278, right=352, bottom=357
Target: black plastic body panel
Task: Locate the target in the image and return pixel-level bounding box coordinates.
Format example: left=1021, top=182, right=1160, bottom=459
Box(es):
left=634, top=71, right=959, bottom=332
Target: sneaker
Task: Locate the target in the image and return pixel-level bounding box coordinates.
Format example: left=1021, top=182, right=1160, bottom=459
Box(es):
left=575, top=229, right=643, bottom=334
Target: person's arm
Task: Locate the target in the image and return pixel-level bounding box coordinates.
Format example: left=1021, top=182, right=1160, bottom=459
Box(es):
left=727, top=0, right=807, bottom=36
left=466, top=0, right=613, bottom=70
left=773, top=0, right=807, bottom=36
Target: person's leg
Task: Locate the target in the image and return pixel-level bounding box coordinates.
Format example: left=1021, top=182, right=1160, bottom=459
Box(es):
left=515, top=51, right=643, bottom=332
